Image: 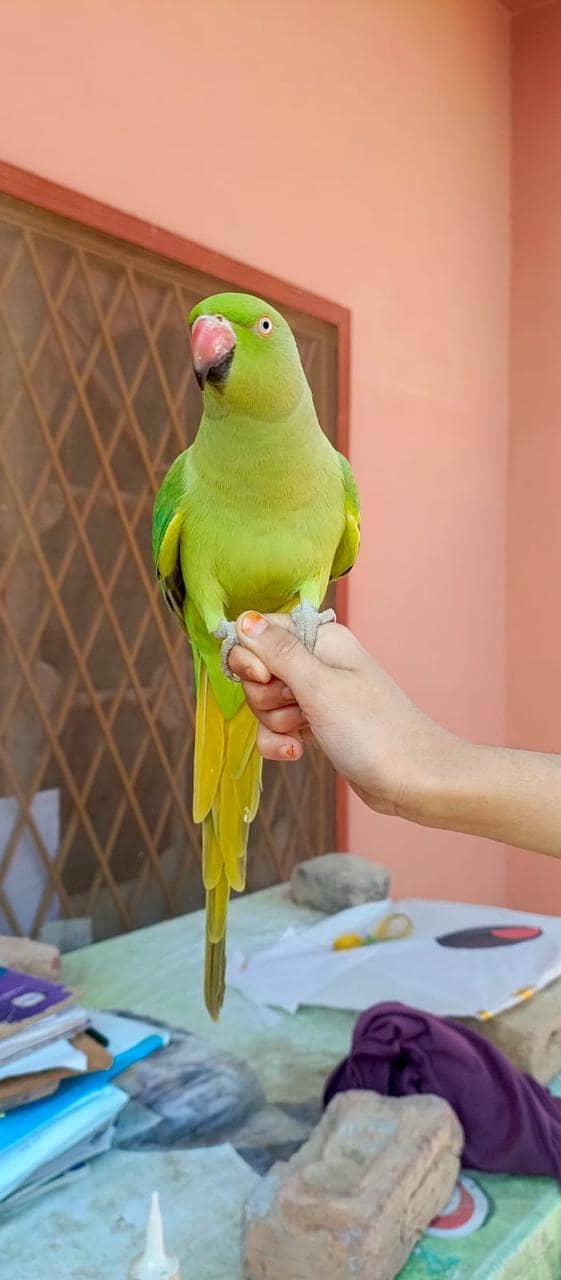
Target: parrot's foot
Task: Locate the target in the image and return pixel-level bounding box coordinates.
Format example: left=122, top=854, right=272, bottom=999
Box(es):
left=291, top=599, right=336, bottom=653
left=214, top=619, right=244, bottom=682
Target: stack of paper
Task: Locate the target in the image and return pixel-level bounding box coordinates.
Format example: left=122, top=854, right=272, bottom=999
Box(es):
left=0, top=1010, right=88, bottom=1067
left=0, top=966, right=91, bottom=1105
left=0, top=966, right=91, bottom=1110
left=0, top=1076, right=128, bottom=1202
left=0, top=1038, right=88, bottom=1082
left=0, top=966, right=86, bottom=1058
left=0, top=1007, right=170, bottom=1213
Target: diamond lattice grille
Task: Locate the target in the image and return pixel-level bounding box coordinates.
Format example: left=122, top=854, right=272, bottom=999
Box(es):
left=0, top=194, right=338, bottom=940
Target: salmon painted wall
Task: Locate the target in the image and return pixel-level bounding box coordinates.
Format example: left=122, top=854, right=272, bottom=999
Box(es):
left=508, top=2, right=561, bottom=912
left=0, top=0, right=511, bottom=903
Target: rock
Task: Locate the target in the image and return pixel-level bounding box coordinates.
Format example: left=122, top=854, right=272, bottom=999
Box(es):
left=243, top=1090, right=463, bottom=1280
left=460, top=977, right=561, bottom=1084
left=0, top=935, right=61, bottom=979
left=290, top=852, right=390, bottom=914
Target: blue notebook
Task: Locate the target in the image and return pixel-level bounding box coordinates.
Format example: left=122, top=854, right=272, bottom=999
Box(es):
left=0, top=1010, right=169, bottom=1156
left=0, top=1084, right=127, bottom=1200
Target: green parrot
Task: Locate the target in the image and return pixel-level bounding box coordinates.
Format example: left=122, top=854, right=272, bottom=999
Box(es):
left=152, top=292, right=360, bottom=1018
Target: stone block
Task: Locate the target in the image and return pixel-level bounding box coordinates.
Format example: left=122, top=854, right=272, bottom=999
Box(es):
left=290, top=853, right=390, bottom=914
left=243, top=1090, right=463, bottom=1280
left=460, top=977, right=561, bottom=1084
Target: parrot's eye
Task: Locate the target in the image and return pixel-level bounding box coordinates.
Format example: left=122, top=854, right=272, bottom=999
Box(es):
left=256, top=316, right=273, bottom=337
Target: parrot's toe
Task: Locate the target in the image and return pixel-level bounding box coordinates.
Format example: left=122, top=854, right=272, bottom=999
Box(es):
left=214, top=619, right=244, bottom=682
left=291, top=599, right=336, bottom=652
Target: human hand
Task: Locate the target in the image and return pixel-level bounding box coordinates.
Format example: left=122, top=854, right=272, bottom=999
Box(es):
left=228, top=612, right=453, bottom=820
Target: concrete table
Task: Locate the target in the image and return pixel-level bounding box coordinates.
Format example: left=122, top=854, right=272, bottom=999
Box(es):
left=2, top=886, right=561, bottom=1279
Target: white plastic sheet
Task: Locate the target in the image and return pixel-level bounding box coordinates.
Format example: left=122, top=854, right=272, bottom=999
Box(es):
left=227, top=898, right=561, bottom=1019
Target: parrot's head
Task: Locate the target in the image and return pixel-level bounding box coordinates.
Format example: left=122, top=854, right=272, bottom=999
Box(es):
left=188, top=292, right=307, bottom=420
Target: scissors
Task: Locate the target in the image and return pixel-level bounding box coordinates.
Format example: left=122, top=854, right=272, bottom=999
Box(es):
left=332, top=912, right=413, bottom=951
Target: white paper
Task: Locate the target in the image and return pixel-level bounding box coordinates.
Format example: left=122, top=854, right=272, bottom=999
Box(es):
left=227, top=897, right=561, bottom=1020
left=87, top=1010, right=170, bottom=1056
left=0, top=1038, right=87, bottom=1081
left=0, top=1007, right=88, bottom=1066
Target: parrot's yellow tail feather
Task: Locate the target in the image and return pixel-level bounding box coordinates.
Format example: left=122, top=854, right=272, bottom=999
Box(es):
left=197, top=670, right=263, bottom=1019
left=228, top=710, right=258, bottom=780
left=235, top=747, right=262, bottom=824
left=194, top=667, right=225, bottom=823
left=204, top=927, right=226, bottom=1022
left=206, top=868, right=230, bottom=942
left=202, top=818, right=223, bottom=891
left=215, top=770, right=248, bottom=891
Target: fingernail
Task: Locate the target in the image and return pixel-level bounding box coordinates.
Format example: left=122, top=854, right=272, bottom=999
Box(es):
left=281, top=686, right=292, bottom=701
left=283, top=742, right=299, bottom=760
left=241, top=611, right=268, bottom=637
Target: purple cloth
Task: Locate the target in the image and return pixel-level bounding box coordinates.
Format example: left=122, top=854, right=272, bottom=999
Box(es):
left=324, top=1002, right=561, bottom=1179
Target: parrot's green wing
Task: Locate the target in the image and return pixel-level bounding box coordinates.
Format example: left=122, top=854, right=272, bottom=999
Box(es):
left=152, top=450, right=189, bottom=624
left=330, top=452, right=361, bottom=581
left=152, top=448, right=244, bottom=712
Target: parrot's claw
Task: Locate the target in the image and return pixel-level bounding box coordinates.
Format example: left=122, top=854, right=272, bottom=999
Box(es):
left=291, top=599, right=336, bottom=653
left=214, top=619, right=243, bottom=682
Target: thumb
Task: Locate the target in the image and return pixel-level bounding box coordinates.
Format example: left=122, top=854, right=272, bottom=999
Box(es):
left=236, top=611, right=323, bottom=700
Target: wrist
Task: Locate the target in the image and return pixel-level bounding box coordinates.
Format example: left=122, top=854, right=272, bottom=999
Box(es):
left=398, top=728, right=477, bottom=830
left=393, top=729, right=561, bottom=855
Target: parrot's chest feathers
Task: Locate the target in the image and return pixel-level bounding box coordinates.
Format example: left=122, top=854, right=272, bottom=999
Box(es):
left=184, top=426, right=344, bottom=615
left=201, top=483, right=338, bottom=613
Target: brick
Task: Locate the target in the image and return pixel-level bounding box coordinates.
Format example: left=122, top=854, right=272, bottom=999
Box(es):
left=243, top=1090, right=463, bottom=1280
left=460, top=977, right=561, bottom=1084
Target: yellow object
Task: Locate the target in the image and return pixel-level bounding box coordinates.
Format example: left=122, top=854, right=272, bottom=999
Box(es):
left=332, top=912, right=413, bottom=951
left=194, top=668, right=262, bottom=1020
left=333, top=933, right=365, bottom=951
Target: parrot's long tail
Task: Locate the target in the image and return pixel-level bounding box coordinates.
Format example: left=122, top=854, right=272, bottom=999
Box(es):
left=194, top=665, right=262, bottom=1019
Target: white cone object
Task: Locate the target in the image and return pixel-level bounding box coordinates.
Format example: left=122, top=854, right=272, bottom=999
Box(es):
left=128, top=1191, right=180, bottom=1279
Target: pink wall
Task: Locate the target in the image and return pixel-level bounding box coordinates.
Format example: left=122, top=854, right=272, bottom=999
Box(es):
left=0, top=0, right=511, bottom=904
left=508, top=2, right=561, bottom=912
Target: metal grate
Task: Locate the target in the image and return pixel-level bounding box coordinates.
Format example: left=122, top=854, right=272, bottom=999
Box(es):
left=0, top=194, right=338, bottom=941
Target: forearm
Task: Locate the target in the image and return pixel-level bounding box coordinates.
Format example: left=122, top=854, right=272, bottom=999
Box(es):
left=408, top=734, right=561, bottom=856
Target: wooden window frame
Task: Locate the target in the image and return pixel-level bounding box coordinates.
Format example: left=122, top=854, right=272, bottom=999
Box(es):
left=0, top=158, right=351, bottom=851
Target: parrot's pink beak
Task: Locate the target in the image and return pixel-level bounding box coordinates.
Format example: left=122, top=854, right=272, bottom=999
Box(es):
left=190, top=314, right=236, bottom=390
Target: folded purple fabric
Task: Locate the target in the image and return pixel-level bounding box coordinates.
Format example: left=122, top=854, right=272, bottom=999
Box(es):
left=324, top=1002, right=561, bottom=1179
